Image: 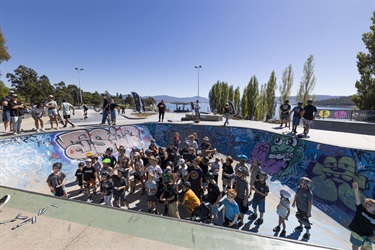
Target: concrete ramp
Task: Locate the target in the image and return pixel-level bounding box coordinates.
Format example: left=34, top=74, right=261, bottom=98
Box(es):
left=0, top=186, right=340, bottom=250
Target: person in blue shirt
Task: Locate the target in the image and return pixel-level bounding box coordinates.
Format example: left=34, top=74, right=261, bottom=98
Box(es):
left=222, top=188, right=240, bottom=229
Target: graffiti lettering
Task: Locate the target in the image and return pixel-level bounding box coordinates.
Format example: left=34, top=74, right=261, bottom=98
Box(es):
left=56, top=125, right=145, bottom=160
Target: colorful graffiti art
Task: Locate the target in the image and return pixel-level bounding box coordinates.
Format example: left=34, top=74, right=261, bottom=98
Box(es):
left=1, top=123, right=375, bottom=228
left=249, top=134, right=304, bottom=178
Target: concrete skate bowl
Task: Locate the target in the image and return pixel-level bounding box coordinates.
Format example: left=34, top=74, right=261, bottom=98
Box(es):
left=0, top=123, right=374, bottom=248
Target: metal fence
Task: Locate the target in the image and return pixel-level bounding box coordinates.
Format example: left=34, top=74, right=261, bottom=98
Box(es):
left=316, top=109, right=375, bottom=122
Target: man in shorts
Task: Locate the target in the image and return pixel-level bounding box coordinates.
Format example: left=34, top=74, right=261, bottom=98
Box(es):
left=290, top=101, right=304, bottom=134
left=59, top=98, right=75, bottom=128
left=46, top=95, right=59, bottom=130
left=301, top=100, right=317, bottom=137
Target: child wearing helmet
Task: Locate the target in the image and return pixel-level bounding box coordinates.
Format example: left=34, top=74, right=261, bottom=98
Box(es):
left=248, top=171, right=269, bottom=225
left=177, top=158, right=188, bottom=182
left=292, top=177, right=313, bottom=240
left=273, top=188, right=291, bottom=237
left=46, top=162, right=68, bottom=198
left=235, top=155, right=249, bottom=177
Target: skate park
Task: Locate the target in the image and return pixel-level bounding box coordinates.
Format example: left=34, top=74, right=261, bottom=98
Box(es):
left=0, top=109, right=374, bottom=249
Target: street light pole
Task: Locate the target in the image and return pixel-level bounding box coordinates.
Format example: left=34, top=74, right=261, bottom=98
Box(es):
left=194, top=65, right=202, bottom=102
left=75, top=68, right=84, bottom=106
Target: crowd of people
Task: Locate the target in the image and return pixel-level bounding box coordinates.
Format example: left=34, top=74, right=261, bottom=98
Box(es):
left=1, top=90, right=89, bottom=134
left=47, top=132, right=319, bottom=241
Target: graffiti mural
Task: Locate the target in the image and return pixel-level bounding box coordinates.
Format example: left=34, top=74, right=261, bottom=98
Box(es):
left=55, top=125, right=149, bottom=160
left=1, top=123, right=374, bottom=228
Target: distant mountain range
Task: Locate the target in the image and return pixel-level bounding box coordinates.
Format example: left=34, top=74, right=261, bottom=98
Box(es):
left=145, top=95, right=347, bottom=104
left=146, top=95, right=209, bottom=103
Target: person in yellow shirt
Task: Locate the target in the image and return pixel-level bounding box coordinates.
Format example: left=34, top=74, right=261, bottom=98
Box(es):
left=180, top=181, right=201, bottom=214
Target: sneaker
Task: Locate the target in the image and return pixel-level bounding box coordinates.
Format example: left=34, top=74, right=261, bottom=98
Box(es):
left=0, top=194, right=11, bottom=207
left=99, top=198, right=104, bottom=203
left=248, top=213, right=257, bottom=220
left=140, top=189, right=145, bottom=195
left=294, top=225, right=303, bottom=231
left=36, top=129, right=40, bottom=133
left=86, top=199, right=92, bottom=203
left=13, top=132, right=17, bottom=135
left=72, top=124, right=75, bottom=128
left=41, top=128, right=46, bottom=132
left=237, top=221, right=244, bottom=227
left=78, top=190, right=83, bottom=194
left=273, top=226, right=281, bottom=232
left=279, top=230, right=286, bottom=237
left=254, top=218, right=263, bottom=225
left=302, top=232, right=310, bottom=240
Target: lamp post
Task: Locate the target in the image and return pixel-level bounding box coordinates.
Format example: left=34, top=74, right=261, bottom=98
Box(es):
left=194, top=65, right=202, bottom=102
left=75, top=68, right=84, bottom=107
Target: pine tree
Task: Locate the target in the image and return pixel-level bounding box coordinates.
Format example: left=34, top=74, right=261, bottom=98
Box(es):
left=352, top=12, right=375, bottom=110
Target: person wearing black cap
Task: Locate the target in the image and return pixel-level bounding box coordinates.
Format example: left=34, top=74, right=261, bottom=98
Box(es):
left=279, top=100, right=291, bottom=128
left=301, top=99, right=317, bottom=137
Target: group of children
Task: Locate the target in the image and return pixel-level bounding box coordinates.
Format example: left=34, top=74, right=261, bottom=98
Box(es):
left=46, top=133, right=375, bottom=249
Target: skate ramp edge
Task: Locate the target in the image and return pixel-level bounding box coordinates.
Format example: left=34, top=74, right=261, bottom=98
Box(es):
left=0, top=186, right=338, bottom=250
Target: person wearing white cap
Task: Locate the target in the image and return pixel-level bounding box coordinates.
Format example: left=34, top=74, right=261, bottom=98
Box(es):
left=273, top=188, right=291, bottom=237
left=46, top=95, right=59, bottom=130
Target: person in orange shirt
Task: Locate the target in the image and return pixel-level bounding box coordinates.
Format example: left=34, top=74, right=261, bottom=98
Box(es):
left=179, top=181, right=201, bottom=215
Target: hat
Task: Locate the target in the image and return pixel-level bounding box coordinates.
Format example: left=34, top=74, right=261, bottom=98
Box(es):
left=85, top=158, right=92, bottom=162
left=307, top=99, right=313, bottom=103
left=298, top=101, right=303, bottom=105
left=177, top=158, right=185, bottom=166
left=102, top=158, right=111, bottom=164
left=9, top=90, right=15, bottom=94
left=238, top=155, right=248, bottom=161
left=280, top=188, right=291, bottom=199
left=203, top=136, right=209, bottom=141
left=49, top=95, right=54, bottom=98
left=12, top=94, right=18, bottom=98
left=86, top=152, right=93, bottom=158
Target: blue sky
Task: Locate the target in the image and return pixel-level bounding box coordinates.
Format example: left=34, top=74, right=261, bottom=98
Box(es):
left=0, top=0, right=374, bottom=99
